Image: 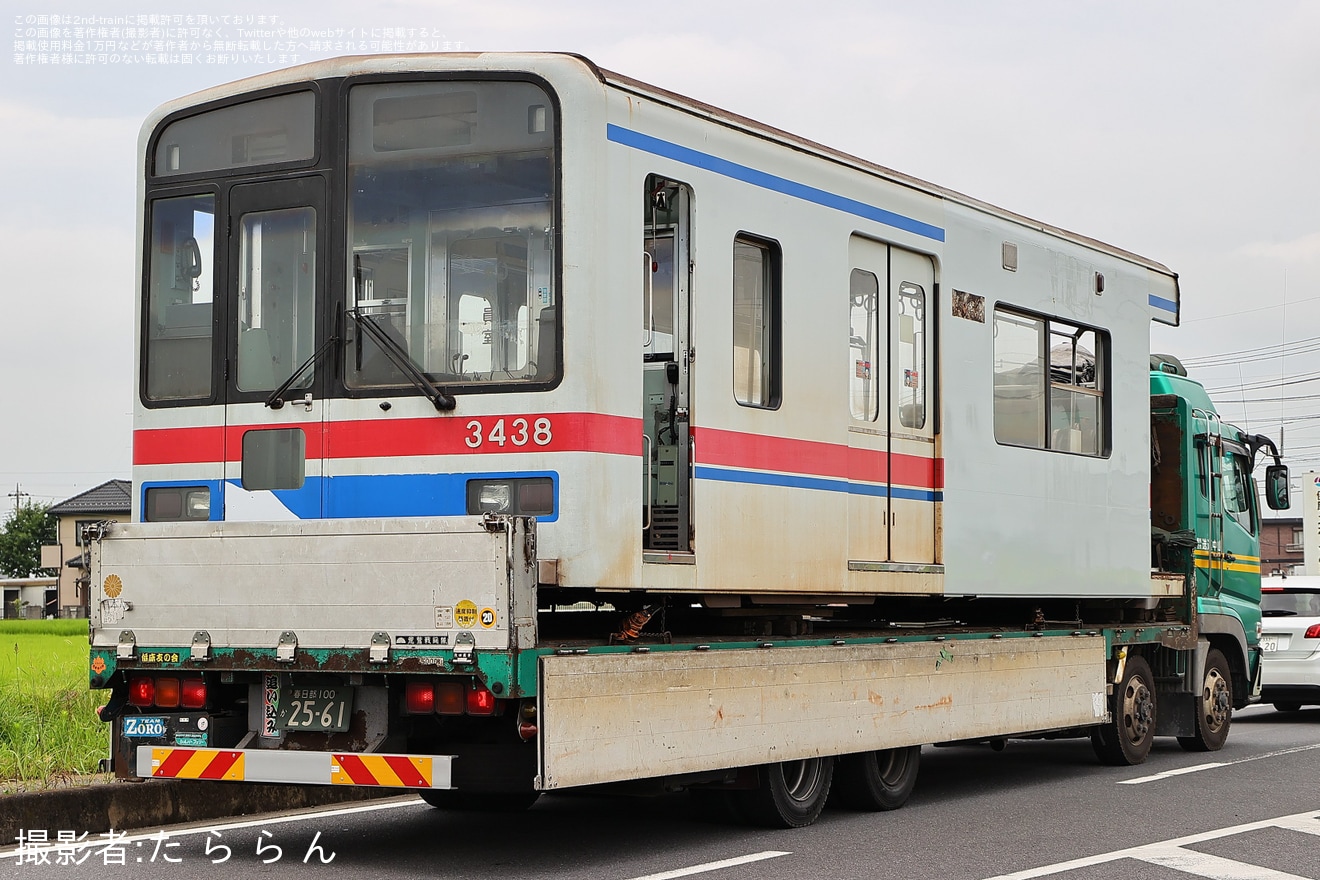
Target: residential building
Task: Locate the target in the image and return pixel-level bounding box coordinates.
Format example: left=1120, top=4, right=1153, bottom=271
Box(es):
left=43, top=479, right=131, bottom=617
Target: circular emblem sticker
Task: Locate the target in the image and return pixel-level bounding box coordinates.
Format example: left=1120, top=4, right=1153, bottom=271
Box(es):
left=454, top=600, right=478, bottom=629
left=103, top=575, right=123, bottom=598
left=479, top=607, right=497, bottom=629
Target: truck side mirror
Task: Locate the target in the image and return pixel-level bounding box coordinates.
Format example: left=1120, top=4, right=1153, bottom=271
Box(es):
left=1265, top=464, right=1290, bottom=510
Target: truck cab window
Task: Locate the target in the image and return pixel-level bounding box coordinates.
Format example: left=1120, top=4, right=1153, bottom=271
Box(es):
left=1222, top=451, right=1256, bottom=533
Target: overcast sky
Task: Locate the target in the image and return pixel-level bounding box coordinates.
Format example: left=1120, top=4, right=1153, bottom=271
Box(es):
left=2, top=0, right=1318, bottom=513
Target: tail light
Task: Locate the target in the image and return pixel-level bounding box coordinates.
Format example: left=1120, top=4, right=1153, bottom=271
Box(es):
left=128, top=676, right=155, bottom=707
left=517, top=701, right=538, bottom=741
left=154, top=677, right=181, bottom=708
left=435, top=681, right=465, bottom=715
left=181, top=678, right=207, bottom=709
left=466, top=683, right=497, bottom=716
left=1305, top=624, right=1320, bottom=639
left=405, top=682, right=435, bottom=714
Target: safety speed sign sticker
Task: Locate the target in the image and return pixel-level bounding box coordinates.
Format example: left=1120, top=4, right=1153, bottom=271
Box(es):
left=479, top=607, right=497, bottom=628
left=454, top=600, right=478, bottom=628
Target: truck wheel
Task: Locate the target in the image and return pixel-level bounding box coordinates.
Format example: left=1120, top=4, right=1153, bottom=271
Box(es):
left=1178, top=648, right=1232, bottom=752
left=1091, top=654, right=1156, bottom=766
left=1273, top=702, right=1302, bottom=713
left=833, top=745, right=920, bottom=811
left=418, top=790, right=540, bottom=812
left=737, top=757, right=833, bottom=828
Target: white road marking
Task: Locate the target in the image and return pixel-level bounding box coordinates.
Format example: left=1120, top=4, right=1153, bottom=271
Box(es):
left=1139, top=845, right=1313, bottom=880
left=1119, top=742, right=1320, bottom=785
left=0, top=795, right=426, bottom=856
left=980, top=809, right=1320, bottom=880
left=623, top=851, right=793, bottom=880
left=1119, top=762, right=1227, bottom=784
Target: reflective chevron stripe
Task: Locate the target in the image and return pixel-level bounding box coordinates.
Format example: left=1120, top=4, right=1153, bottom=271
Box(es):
left=140, top=746, right=452, bottom=788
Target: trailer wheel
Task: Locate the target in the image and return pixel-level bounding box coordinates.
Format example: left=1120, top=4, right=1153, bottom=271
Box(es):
left=737, top=757, right=833, bottom=828
left=1178, top=648, right=1232, bottom=752
left=1273, top=702, right=1302, bottom=713
left=1091, top=654, right=1156, bottom=766
left=833, top=745, right=920, bottom=811
left=418, top=790, right=540, bottom=812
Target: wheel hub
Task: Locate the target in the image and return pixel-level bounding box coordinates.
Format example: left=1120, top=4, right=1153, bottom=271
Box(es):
left=1123, top=680, right=1154, bottom=742
left=1203, top=668, right=1230, bottom=731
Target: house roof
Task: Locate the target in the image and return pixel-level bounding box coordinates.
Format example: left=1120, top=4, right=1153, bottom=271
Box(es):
left=49, top=480, right=132, bottom=516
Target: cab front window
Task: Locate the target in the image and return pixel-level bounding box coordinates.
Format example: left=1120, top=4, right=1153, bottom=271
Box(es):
left=346, top=80, right=558, bottom=390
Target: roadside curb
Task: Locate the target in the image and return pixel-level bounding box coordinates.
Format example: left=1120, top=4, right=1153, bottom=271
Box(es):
left=0, top=780, right=394, bottom=845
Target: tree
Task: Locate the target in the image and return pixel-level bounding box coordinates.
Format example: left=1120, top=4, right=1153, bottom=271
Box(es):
left=0, top=503, right=57, bottom=578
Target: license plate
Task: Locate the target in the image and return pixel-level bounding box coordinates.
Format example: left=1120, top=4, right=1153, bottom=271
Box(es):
left=277, top=688, right=352, bottom=732
left=1260, top=637, right=1279, bottom=653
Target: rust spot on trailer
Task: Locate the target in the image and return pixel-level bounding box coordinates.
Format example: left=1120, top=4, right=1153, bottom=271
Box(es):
left=915, top=694, right=953, bottom=712
left=867, top=690, right=885, bottom=707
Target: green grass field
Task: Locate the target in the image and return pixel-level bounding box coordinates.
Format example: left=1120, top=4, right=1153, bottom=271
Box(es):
left=0, top=620, right=107, bottom=787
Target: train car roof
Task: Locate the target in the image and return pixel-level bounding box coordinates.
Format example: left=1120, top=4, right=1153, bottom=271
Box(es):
left=146, top=51, right=1177, bottom=283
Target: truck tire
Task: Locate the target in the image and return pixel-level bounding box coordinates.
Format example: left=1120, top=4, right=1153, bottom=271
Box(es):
left=1091, top=655, right=1156, bottom=766
left=1178, top=648, right=1232, bottom=752
left=1274, top=702, right=1302, bottom=713
left=418, top=790, right=540, bottom=812
left=833, top=745, right=920, bottom=811
left=737, top=757, right=833, bottom=828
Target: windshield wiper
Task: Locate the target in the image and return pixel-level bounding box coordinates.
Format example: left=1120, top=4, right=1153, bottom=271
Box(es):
left=347, top=308, right=456, bottom=411
left=265, top=334, right=340, bottom=409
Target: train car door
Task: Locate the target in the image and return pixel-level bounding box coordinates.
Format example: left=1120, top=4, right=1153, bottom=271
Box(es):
left=642, top=176, right=694, bottom=557
left=848, top=237, right=937, bottom=565
left=221, top=176, right=328, bottom=521
left=887, top=247, right=937, bottom=563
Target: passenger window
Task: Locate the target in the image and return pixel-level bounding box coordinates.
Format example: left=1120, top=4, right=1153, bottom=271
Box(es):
left=849, top=269, right=879, bottom=422
left=993, top=306, right=1107, bottom=456
left=896, top=282, right=926, bottom=429
left=733, top=235, right=781, bottom=409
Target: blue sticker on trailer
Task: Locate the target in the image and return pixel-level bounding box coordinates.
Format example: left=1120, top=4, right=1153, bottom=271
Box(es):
left=607, top=124, right=946, bottom=242
left=122, top=716, right=167, bottom=737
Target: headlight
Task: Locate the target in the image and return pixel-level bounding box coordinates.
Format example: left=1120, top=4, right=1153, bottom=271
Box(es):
left=185, top=489, right=211, bottom=518
left=467, top=478, right=554, bottom=516
left=478, top=483, right=512, bottom=513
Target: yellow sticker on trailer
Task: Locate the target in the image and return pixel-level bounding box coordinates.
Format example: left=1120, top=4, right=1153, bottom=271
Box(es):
left=454, top=600, right=478, bottom=628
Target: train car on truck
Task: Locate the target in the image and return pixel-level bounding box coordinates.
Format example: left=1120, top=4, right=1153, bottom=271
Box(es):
left=87, top=52, right=1291, bottom=827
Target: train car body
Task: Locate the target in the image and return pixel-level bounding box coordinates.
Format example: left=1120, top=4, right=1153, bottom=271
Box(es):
left=87, top=53, right=1286, bottom=827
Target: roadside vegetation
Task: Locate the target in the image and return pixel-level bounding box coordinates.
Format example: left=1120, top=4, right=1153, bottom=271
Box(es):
left=0, top=620, right=107, bottom=790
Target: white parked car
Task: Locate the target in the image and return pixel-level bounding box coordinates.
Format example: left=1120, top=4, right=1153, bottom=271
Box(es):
left=1260, top=577, right=1320, bottom=712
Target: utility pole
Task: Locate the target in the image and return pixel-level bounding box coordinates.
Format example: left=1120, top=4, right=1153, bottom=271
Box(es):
left=7, top=483, right=30, bottom=513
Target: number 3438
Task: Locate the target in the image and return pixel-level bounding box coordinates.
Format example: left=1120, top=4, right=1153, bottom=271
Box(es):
left=464, top=417, right=553, bottom=449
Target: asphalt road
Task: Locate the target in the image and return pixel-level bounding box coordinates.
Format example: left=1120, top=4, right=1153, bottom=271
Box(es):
left=5, top=705, right=1318, bottom=879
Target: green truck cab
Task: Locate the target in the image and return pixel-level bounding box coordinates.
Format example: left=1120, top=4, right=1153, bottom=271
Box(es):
left=1150, top=358, right=1289, bottom=722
